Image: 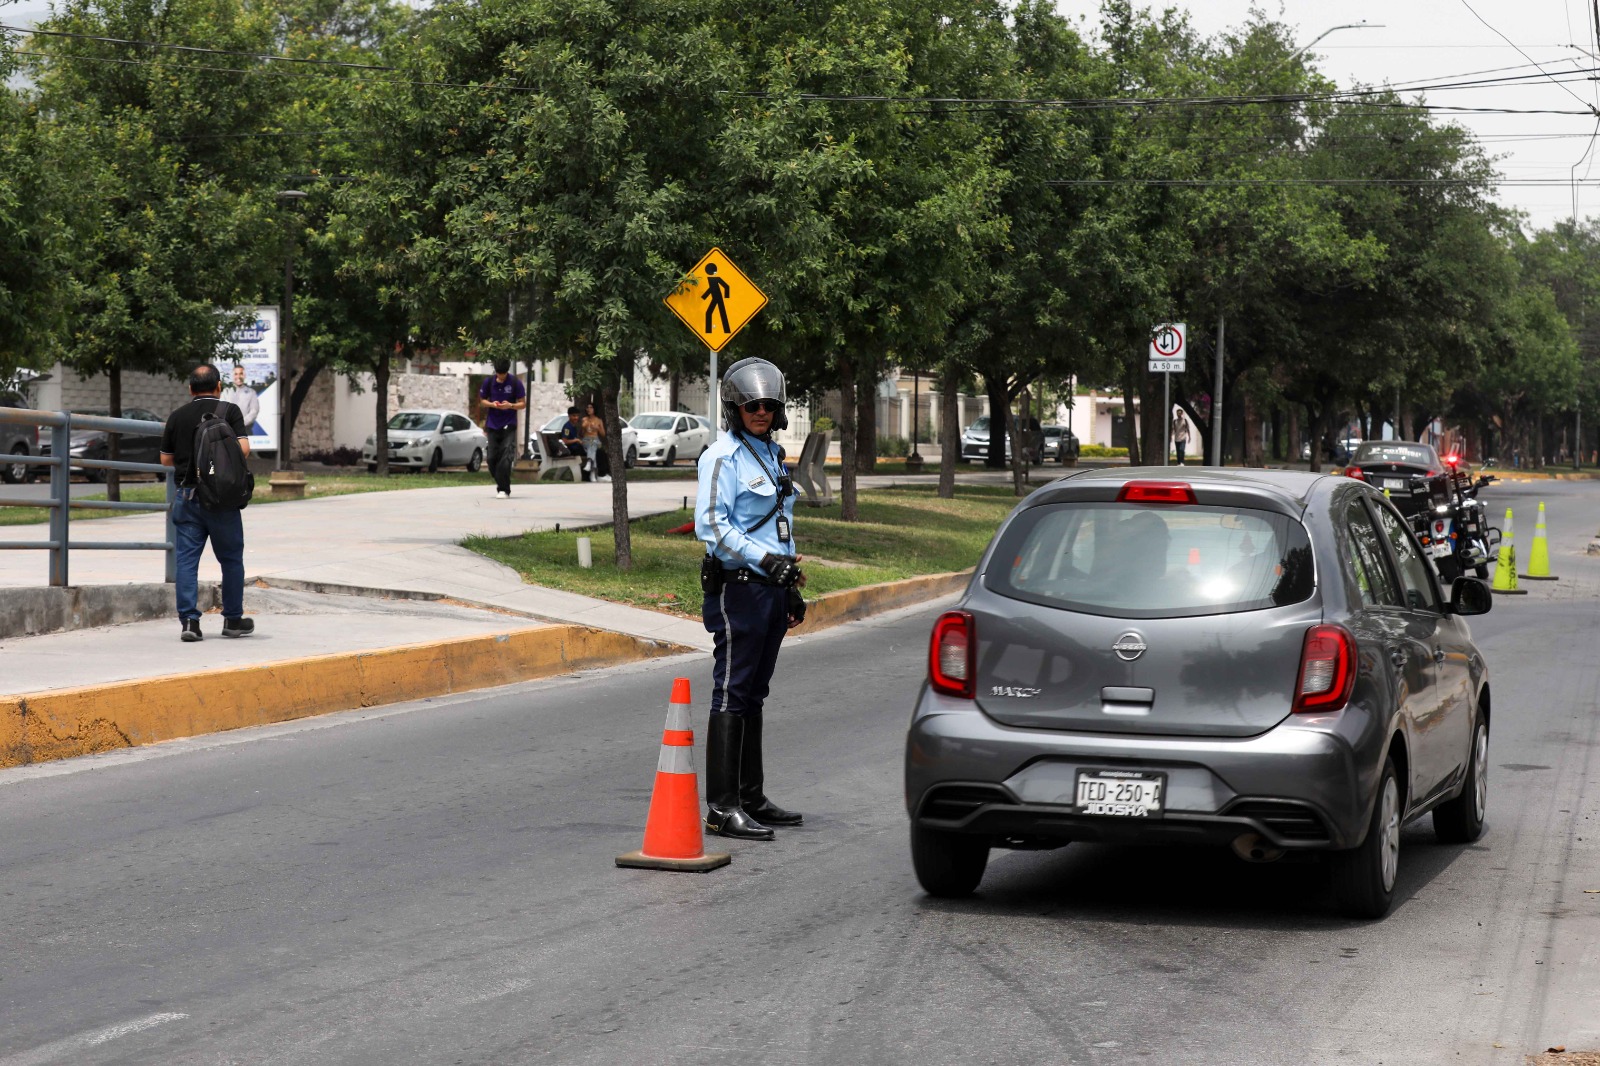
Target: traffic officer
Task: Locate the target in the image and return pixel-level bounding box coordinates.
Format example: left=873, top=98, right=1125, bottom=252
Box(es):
left=695, top=357, right=807, bottom=841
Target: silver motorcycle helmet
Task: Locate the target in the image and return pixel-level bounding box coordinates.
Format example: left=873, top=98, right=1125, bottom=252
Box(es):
left=720, top=357, right=788, bottom=432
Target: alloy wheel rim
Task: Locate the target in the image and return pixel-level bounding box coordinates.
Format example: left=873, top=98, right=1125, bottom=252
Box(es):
left=1380, top=777, right=1400, bottom=892
left=1473, top=725, right=1489, bottom=820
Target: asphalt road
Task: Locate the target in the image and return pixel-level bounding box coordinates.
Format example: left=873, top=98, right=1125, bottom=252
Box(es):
left=4, top=477, right=1600, bottom=1065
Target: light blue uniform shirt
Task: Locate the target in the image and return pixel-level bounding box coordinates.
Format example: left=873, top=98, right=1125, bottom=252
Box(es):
left=696, top=431, right=797, bottom=574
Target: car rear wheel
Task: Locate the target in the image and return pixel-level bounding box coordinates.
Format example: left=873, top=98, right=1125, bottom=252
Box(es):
left=1434, top=717, right=1488, bottom=844
left=428, top=448, right=442, bottom=473
left=1331, top=756, right=1401, bottom=920
left=2, top=445, right=26, bottom=484
left=910, top=824, right=989, bottom=898
left=467, top=448, right=483, bottom=472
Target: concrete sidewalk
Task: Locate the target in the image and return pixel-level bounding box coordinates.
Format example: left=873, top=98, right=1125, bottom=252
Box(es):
left=1, top=471, right=1019, bottom=693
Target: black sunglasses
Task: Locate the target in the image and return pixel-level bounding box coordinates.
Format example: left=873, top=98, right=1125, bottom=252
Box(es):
left=741, top=399, right=781, bottom=414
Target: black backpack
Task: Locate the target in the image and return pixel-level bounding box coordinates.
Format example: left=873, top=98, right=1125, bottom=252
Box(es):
left=193, top=405, right=255, bottom=511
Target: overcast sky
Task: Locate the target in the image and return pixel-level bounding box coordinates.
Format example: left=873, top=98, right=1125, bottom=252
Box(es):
left=1053, top=0, right=1600, bottom=233
left=3, top=0, right=1597, bottom=231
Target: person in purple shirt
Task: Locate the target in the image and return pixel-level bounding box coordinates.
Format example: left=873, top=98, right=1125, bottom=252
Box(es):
left=478, top=358, right=527, bottom=497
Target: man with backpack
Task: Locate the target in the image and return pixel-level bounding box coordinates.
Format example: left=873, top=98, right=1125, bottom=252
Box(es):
left=160, top=364, right=256, bottom=643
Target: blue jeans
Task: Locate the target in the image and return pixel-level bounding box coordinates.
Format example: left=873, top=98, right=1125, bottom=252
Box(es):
left=173, top=488, right=245, bottom=621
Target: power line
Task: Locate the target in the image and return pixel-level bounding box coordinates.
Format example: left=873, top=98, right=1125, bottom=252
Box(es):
left=0, top=22, right=392, bottom=70
left=1457, top=0, right=1600, bottom=114
left=1042, top=178, right=1581, bottom=186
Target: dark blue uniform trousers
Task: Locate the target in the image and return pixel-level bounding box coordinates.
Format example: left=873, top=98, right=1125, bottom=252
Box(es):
left=704, top=581, right=788, bottom=717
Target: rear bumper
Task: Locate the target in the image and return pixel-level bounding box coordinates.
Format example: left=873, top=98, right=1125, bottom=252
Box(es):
left=906, top=689, right=1375, bottom=850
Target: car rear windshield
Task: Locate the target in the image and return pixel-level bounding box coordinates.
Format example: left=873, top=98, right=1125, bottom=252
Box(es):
left=987, top=502, right=1316, bottom=619
left=1353, top=443, right=1434, bottom=466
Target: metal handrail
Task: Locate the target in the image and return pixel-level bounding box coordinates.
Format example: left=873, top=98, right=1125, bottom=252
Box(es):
left=0, top=406, right=175, bottom=586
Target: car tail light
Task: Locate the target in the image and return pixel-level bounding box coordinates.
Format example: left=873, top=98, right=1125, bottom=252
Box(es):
left=1293, top=623, right=1357, bottom=714
left=1117, top=481, right=1196, bottom=504
left=929, top=610, right=975, bottom=699
left=1343, top=466, right=1365, bottom=480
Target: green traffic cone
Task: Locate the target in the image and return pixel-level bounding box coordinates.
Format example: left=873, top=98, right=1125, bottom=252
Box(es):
left=1492, top=507, right=1526, bottom=594
left=1522, top=500, right=1558, bottom=580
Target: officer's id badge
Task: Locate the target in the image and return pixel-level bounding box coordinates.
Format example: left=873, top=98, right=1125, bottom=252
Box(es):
left=748, top=475, right=768, bottom=490
left=776, top=514, right=791, bottom=543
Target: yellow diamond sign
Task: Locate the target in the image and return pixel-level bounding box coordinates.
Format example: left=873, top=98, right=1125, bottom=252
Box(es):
left=663, top=247, right=768, bottom=353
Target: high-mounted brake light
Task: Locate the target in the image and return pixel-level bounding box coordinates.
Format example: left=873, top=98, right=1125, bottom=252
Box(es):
left=1292, top=623, right=1357, bottom=714
left=1117, top=481, right=1196, bottom=504
left=929, top=610, right=975, bottom=699
left=1343, top=466, right=1366, bottom=481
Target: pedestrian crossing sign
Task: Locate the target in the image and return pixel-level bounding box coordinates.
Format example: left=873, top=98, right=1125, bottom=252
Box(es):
left=663, top=247, right=768, bottom=352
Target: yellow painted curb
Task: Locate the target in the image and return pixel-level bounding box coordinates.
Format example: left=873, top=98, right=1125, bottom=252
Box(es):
left=0, top=625, right=684, bottom=769
left=797, top=569, right=974, bottom=633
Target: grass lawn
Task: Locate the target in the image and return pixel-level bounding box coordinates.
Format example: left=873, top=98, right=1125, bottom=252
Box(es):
left=463, top=484, right=1030, bottom=617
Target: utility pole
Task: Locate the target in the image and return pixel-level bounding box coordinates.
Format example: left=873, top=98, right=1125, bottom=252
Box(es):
left=274, top=189, right=307, bottom=472
left=1212, top=312, right=1225, bottom=466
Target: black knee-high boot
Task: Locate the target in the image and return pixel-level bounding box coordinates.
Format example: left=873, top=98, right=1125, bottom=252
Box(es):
left=739, top=714, right=803, bottom=826
left=705, top=713, right=774, bottom=840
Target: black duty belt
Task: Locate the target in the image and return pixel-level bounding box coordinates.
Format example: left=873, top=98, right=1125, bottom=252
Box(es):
left=722, top=564, right=791, bottom=586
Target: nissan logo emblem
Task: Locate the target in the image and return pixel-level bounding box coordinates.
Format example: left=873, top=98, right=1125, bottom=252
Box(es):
left=1113, top=632, right=1147, bottom=661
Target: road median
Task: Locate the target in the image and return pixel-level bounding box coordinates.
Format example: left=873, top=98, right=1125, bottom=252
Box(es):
left=1, top=624, right=684, bottom=769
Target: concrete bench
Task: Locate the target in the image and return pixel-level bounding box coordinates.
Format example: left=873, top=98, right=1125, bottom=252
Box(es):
left=795, top=430, right=833, bottom=507
left=537, top=433, right=583, bottom=482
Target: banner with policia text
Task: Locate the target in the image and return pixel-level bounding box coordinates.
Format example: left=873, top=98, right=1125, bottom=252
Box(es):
left=220, top=305, right=279, bottom=452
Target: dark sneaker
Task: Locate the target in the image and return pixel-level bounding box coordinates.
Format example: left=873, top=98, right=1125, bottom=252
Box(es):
left=180, top=618, right=203, bottom=642
left=222, top=616, right=255, bottom=638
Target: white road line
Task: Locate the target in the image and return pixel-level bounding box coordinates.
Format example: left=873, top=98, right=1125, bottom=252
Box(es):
left=0, top=1012, right=188, bottom=1066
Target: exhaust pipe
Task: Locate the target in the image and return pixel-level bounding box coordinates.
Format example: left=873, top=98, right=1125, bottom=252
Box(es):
left=1231, top=832, right=1285, bottom=864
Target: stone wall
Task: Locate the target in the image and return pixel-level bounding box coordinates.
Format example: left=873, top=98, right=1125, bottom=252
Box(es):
left=391, top=372, right=465, bottom=413
left=293, top=372, right=338, bottom=455
left=45, top=366, right=191, bottom=418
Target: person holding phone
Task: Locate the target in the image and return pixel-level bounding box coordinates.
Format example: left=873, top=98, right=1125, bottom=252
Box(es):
left=479, top=358, right=526, bottom=497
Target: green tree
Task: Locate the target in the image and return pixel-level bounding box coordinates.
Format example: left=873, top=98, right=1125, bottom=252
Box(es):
left=31, top=0, right=285, bottom=496
left=0, top=50, right=71, bottom=379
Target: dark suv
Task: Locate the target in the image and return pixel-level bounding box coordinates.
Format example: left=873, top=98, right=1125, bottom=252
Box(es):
left=1, top=390, right=38, bottom=484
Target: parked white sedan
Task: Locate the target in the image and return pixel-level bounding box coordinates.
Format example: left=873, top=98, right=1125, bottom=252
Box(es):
left=363, top=410, right=488, bottom=473
left=538, top=415, right=639, bottom=469
left=630, top=411, right=712, bottom=466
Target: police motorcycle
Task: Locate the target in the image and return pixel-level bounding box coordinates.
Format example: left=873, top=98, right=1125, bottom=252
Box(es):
left=1393, top=454, right=1500, bottom=582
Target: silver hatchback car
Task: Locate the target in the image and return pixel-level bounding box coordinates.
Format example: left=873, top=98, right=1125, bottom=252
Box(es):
left=905, top=468, right=1493, bottom=919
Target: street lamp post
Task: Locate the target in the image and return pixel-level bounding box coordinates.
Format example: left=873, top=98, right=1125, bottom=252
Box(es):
left=1272, top=21, right=1384, bottom=71
left=275, top=189, right=308, bottom=472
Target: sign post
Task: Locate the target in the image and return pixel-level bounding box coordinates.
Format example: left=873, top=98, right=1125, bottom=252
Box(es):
left=663, top=247, right=769, bottom=444
left=1149, top=323, right=1187, bottom=466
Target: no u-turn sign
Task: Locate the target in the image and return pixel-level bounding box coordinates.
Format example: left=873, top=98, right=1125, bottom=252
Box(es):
left=1149, top=322, right=1186, bottom=373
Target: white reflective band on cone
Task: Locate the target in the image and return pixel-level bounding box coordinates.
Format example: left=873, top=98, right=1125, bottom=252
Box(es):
left=664, top=699, right=692, bottom=732
left=657, top=743, right=695, bottom=775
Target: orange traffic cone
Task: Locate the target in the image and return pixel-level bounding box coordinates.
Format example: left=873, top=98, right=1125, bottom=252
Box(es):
left=616, top=678, right=731, bottom=872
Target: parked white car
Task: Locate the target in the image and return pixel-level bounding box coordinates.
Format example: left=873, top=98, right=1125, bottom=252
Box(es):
left=630, top=411, right=713, bottom=466
left=363, top=409, right=488, bottom=473
left=538, top=415, right=639, bottom=469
